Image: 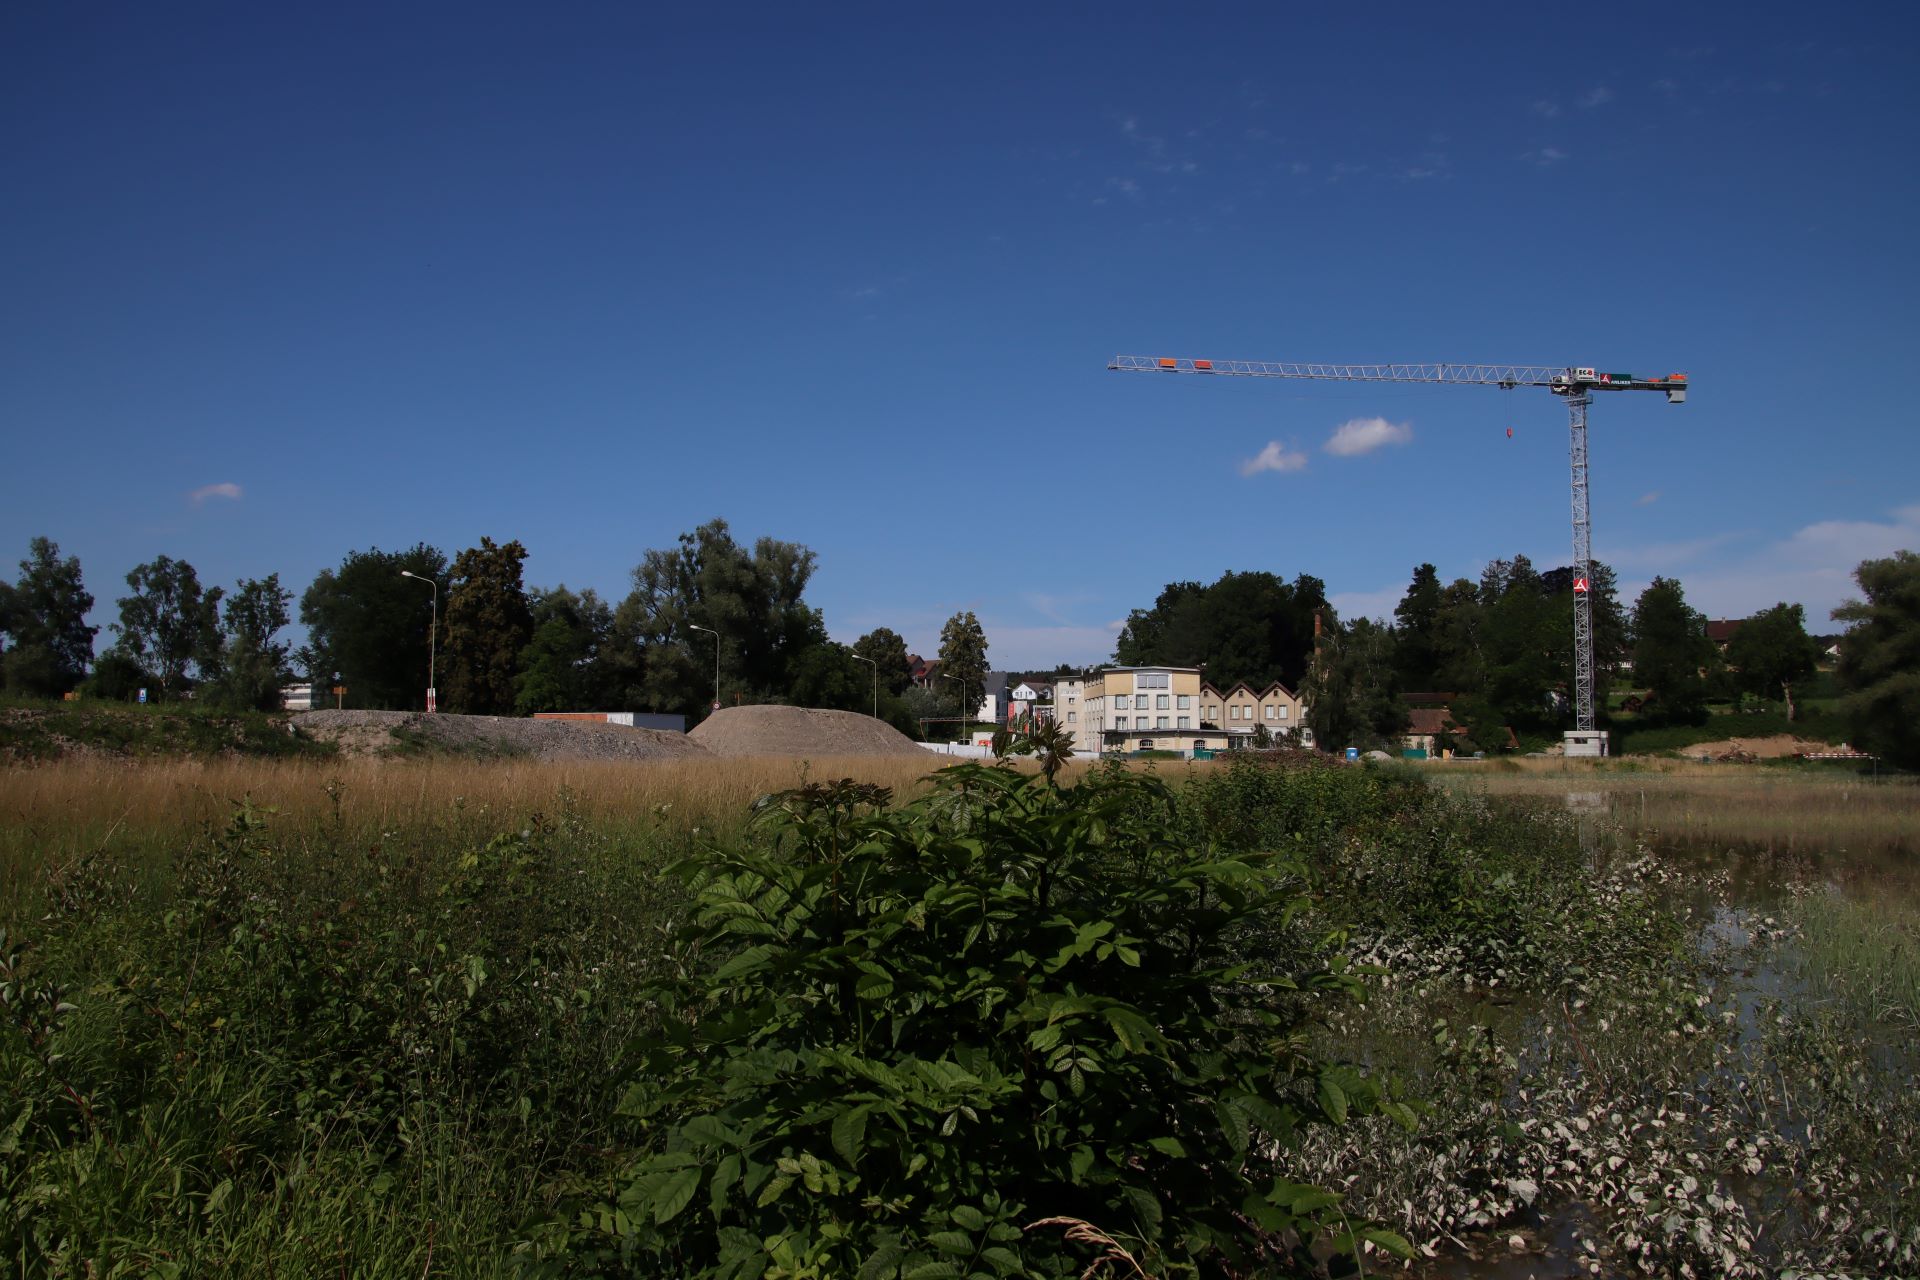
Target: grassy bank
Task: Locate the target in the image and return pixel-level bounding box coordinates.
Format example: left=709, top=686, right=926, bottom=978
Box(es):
left=0, top=698, right=337, bottom=763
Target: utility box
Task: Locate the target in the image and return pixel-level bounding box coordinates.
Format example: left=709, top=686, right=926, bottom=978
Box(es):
left=1563, top=729, right=1609, bottom=758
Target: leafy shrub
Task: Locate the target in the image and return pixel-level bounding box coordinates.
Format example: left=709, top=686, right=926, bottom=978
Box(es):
left=587, top=762, right=1412, bottom=1277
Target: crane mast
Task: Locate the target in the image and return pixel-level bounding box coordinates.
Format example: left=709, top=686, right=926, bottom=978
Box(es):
left=1108, top=355, right=1689, bottom=754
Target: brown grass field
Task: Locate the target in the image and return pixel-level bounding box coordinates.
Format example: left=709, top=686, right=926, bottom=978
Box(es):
left=3, top=752, right=1912, bottom=897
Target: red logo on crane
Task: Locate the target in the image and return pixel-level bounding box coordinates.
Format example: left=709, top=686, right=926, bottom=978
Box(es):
left=1574, top=577, right=1591, bottom=593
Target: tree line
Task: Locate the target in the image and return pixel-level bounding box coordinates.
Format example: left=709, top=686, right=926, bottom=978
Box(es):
left=1108, top=553, right=1920, bottom=768
left=0, top=522, right=996, bottom=734
left=4, top=528, right=1916, bottom=764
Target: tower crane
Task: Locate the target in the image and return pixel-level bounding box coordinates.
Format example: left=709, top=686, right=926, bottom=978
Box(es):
left=1107, top=355, right=1690, bottom=755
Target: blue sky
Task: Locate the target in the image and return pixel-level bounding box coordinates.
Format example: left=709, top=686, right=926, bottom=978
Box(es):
left=4, top=2, right=1917, bottom=670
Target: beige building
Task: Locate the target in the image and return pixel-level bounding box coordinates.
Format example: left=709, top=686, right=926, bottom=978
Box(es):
left=1073, top=667, right=1230, bottom=755
left=1202, top=680, right=1314, bottom=749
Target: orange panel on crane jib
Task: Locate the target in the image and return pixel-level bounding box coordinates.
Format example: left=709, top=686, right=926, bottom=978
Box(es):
left=1158, top=358, right=1178, bottom=368
left=1193, top=359, right=1213, bottom=370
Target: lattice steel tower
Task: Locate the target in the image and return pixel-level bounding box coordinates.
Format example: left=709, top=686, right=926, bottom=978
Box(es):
left=1107, top=356, right=1690, bottom=754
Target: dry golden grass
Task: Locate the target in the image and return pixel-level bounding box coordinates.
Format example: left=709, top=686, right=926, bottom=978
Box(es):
left=1426, top=758, right=1920, bottom=855
left=0, top=754, right=969, bottom=836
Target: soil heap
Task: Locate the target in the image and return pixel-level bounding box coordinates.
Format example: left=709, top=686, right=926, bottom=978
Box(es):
left=688, top=705, right=929, bottom=758
left=292, top=710, right=710, bottom=762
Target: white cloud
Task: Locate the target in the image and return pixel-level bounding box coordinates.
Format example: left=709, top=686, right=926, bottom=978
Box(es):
left=1528, top=146, right=1570, bottom=166
left=1530, top=99, right=1561, bottom=118
left=1239, top=442, right=1309, bottom=476
left=1633, top=503, right=1920, bottom=625
left=190, top=482, right=242, bottom=504
left=1324, top=417, right=1413, bottom=457
left=1636, top=491, right=1661, bottom=506
left=1578, top=86, right=1614, bottom=108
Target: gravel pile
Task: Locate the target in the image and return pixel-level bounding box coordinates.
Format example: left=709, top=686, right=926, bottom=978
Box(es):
left=688, top=705, right=929, bottom=758
left=292, top=710, right=709, bottom=762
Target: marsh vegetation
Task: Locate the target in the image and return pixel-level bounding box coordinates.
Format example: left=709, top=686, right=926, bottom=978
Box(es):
left=1, top=751, right=1914, bottom=1277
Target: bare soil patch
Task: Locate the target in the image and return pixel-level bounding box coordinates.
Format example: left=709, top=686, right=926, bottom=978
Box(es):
left=689, top=706, right=929, bottom=758
left=293, top=710, right=708, bottom=762
left=1677, top=733, right=1845, bottom=760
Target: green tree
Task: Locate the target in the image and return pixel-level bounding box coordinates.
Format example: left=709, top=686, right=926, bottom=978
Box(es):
left=513, top=587, right=615, bottom=715
left=1631, top=576, right=1715, bottom=724
left=299, top=544, right=448, bottom=710
left=936, top=610, right=989, bottom=715
left=611, top=519, right=829, bottom=721
left=786, top=641, right=868, bottom=712
left=441, top=537, right=533, bottom=716
left=1832, top=550, right=1920, bottom=768
left=1392, top=563, right=1444, bottom=690
left=1114, top=571, right=1327, bottom=692
left=851, top=626, right=914, bottom=694
left=2, top=537, right=98, bottom=696
left=1430, top=577, right=1486, bottom=693
left=1478, top=554, right=1567, bottom=731
left=202, top=575, right=294, bottom=710
left=114, top=556, right=223, bottom=696
left=1726, top=601, right=1821, bottom=721
left=1301, top=616, right=1407, bottom=752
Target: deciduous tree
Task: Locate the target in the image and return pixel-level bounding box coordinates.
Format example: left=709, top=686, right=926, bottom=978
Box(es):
left=937, top=611, right=989, bottom=713
left=1301, top=616, right=1406, bottom=752
left=2, top=537, right=97, bottom=696
left=114, top=556, right=223, bottom=696
left=299, top=544, right=447, bottom=710
left=1631, top=577, right=1715, bottom=724
left=441, top=537, right=533, bottom=716
left=1832, top=550, right=1920, bottom=768
left=514, top=586, right=615, bottom=715
left=852, top=627, right=914, bottom=694
left=1114, top=571, right=1327, bottom=692
left=202, top=575, right=294, bottom=710
left=1726, top=601, right=1820, bottom=721
left=612, top=519, right=830, bottom=720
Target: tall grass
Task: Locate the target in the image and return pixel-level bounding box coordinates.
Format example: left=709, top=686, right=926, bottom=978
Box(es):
left=1425, top=759, right=1920, bottom=857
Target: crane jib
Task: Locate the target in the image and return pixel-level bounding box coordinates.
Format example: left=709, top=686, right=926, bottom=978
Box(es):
left=1105, top=352, right=1689, bottom=751
left=1108, top=356, right=1687, bottom=394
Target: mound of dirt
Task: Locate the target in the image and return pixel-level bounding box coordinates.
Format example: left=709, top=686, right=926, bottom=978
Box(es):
left=689, top=705, right=930, bottom=758
left=1675, top=734, right=1843, bottom=760
left=292, top=710, right=709, bottom=762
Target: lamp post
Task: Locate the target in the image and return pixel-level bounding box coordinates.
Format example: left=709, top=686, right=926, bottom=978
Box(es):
left=688, top=624, right=721, bottom=713
left=399, top=570, right=437, bottom=712
left=942, top=672, right=967, bottom=742
left=850, top=652, right=877, bottom=718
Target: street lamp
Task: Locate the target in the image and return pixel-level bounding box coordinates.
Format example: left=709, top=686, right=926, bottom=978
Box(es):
left=399, top=570, right=437, bottom=713
left=688, top=624, right=721, bottom=713
left=942, top=672, right=967, bottom=741
left=850, top=652, right=877, bottom=718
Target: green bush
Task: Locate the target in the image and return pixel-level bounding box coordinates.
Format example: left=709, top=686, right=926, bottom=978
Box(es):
left=584, top=763, right=1412, bottom=1277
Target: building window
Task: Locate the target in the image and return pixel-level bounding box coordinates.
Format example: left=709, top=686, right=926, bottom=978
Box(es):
left=1276, top=706, right=1288, bottom=720
left=1155, top=694, right=1170, bottom=710
left=1177, top=716, right=1190, bottom=729
left=1265, top=705, right=1276, bottom=720
left=1067, top=696, right=1076, bottom=706
left=1156, top=716, right=1169, bottom=729
left=1138, top=738, right=1154, bottom=749
left=1114, top=695, right=1128, bottom=710
left=1114, top=716, right=1127, bottom=730
left=1067, top=711, right=1076, bottom=724
left=1177, top=695, right=1191, bottom=710
left=1136, top=672, right=1169, bottom=690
